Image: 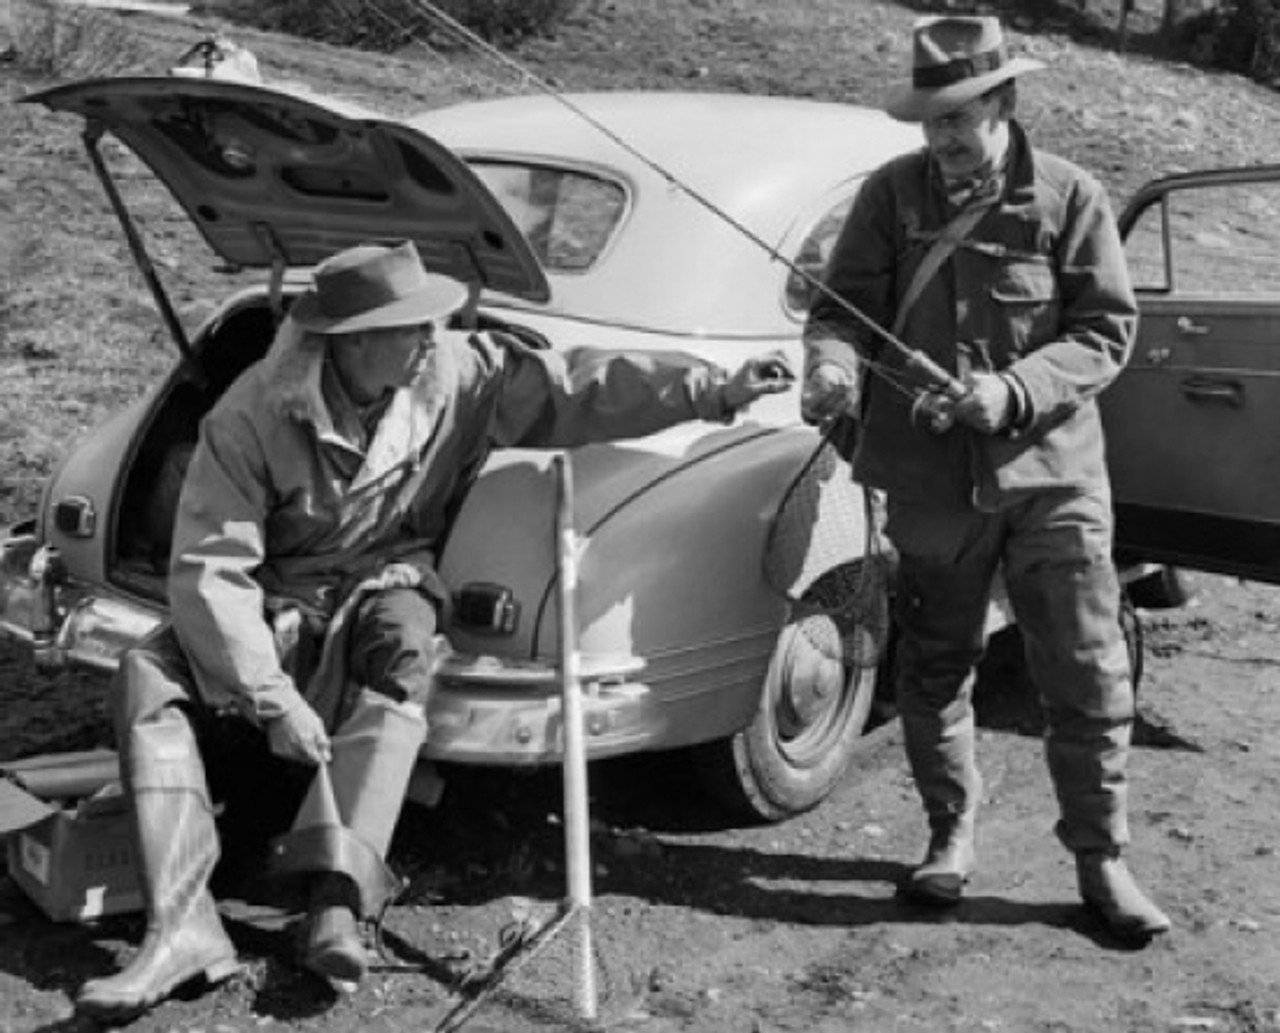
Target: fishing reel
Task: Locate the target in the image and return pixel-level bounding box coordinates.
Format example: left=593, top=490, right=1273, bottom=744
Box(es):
left=910, top=388, right=961, bottom=434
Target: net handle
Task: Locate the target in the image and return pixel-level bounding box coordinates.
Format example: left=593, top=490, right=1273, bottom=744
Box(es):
left=553, top=453, right=598, bottom=1021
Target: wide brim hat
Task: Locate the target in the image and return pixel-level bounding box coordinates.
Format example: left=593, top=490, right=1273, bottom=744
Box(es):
left=885, top=16, right=1044, bottom=123
left=290, top=240, right=469, bottom=335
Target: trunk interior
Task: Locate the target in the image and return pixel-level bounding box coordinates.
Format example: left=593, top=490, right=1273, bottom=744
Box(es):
left=112, top=300, right=278, bottom=600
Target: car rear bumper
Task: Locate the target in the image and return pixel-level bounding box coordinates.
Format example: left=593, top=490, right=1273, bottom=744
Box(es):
left=428, top=653, right=654, bottom=765
left=0, top=529, right=657, bottom=764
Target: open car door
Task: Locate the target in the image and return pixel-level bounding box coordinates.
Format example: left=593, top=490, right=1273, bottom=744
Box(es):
left=1104, top=165, right=1280, bottom=583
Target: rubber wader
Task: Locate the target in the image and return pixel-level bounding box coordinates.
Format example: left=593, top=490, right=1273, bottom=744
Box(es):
left=270, top=689, right=427, bottom=984
left=900, top=706, right=980, bottom=905
left=76, top=708, right=239, bottom=1019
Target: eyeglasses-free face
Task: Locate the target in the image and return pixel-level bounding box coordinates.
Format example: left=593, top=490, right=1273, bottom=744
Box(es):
left=328, top=323, right=435, bottom=405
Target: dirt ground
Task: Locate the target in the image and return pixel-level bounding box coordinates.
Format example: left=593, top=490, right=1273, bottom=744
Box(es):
left=3, top=2, right=1280, bottom=1031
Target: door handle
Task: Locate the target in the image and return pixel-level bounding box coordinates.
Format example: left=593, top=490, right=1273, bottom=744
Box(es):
left=1176, top=316, right=1209, bottom=335
left=1180, top=375, right=1243, bottom=407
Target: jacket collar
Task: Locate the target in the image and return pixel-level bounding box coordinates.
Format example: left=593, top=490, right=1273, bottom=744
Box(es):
left=1004, top=119, right=1037, bottom=204
left=264, top=319, right=459, bottom=487
left=925, top=118, right=1037, bottom=207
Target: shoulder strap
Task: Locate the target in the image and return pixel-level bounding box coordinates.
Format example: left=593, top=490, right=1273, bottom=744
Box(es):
left=891, top=203, right=994, bottom=338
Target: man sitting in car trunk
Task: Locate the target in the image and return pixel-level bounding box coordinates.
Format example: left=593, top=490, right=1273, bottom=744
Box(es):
left=76, top=240, right=793, bottom=1020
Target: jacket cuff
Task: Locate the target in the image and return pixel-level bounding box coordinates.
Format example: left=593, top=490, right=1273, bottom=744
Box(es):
left=999, top=371, right=1033, bottom=436
left=698, top=367, right=737, bottom=424
left=803, top=334, right=860, bottom=383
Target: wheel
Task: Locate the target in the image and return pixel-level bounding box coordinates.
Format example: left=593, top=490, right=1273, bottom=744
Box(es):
left=692, top=610, right=877, bottom=823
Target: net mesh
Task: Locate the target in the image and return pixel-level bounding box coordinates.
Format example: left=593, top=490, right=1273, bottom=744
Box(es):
left=763, top=430, right=891, bottom=669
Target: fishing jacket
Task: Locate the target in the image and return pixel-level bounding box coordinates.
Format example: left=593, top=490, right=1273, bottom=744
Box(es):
left=804, top=120, right=1137, bottom=512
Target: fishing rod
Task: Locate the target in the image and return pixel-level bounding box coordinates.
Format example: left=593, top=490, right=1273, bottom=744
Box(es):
left=397, top=0, right=969, bottom=413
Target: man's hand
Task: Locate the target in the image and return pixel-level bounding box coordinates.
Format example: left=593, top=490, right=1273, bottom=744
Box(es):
left=721, top=350, right=796, bottom=413
left=952, top=371, right=1013, bottom=434
left=268, top=699, right=331, bottom=766
left=800, top=361, right=857, bottom=425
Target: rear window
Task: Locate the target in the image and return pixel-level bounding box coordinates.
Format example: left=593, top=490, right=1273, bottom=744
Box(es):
left=469, top=161, right=627, bottom=273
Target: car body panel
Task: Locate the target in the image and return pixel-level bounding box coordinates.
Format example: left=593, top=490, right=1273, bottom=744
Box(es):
left=411, top=92, right=926, bottom=336
left=1107, top=165, right=1280, bottom=582
left=429, top=422, right=845, bottom=764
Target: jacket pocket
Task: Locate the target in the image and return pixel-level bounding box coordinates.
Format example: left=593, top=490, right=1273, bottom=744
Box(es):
left=990, top=260, right=1059, bottom=351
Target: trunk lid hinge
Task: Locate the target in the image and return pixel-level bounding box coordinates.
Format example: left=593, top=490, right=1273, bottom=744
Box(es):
left=453, top=241, right=486, bottom=330
left=251, top=221, right=289, bottom=327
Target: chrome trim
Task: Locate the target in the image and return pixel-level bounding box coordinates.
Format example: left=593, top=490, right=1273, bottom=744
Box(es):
left=425, top=677, right=652, bottom=765
left=56, top=596, right=163, bottom=672
left=437, top=650, right=645, bottom=686
left=0, top=533, right=55, bottom=648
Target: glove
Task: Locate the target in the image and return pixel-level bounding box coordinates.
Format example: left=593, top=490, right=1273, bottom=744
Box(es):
left=720, top=350, right=796, bottom=413
left=951, top=371, right=1014, bottom=434
left=267, top=697, right=331, bottom=766
left=800, top=361, right=857, bottom=425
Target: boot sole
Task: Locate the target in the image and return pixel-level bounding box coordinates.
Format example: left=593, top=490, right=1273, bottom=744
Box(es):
left=898, top=870, right=972, bottom=907
left=304, top=944, right=368, bottom=985
left=1081, top=899, right=1172, bottom=944
left=76, top=955, right=241, bottom=1020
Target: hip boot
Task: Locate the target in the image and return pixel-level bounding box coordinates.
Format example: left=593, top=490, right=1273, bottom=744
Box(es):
left=899, top=689, right=982, bottom=906
left=1076, top=849, right=1171, bottom=943
left=903, top=809, right=977, bottom=906
left=77, top=708, right=238, bottom=1020
left=272, top=690, right=427, bottom=987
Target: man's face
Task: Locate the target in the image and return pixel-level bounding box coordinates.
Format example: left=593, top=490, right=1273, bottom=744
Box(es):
left=331, top=323, right=432, bottom=403
left=921, top=92, right=1005, bottom=180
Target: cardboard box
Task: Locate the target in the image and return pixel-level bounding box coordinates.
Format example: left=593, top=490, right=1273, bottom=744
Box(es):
left=1, top=751, right=143, bottom=922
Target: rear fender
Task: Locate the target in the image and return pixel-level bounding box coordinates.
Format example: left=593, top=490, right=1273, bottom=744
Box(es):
left=548, top=426, right=869, bottom=748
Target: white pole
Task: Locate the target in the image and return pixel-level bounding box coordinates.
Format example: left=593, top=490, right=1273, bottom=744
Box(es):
left=554, top=452, right=597, bottom=1021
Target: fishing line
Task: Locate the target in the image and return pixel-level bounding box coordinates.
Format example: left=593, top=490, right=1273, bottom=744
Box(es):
left=383, top=0, right=965, bottom=406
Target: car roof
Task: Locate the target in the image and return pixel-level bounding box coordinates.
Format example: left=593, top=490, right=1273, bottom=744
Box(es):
left=410, top=92, right=923, bottom=334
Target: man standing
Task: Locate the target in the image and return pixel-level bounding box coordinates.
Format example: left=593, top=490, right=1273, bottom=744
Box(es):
left=802, top=16, right=1169, bottom=942
left=76, top=240, right=792, bottom=1020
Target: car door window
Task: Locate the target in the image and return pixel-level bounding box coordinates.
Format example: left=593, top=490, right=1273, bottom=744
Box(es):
left=1126, top=181, right=1280, bottom=294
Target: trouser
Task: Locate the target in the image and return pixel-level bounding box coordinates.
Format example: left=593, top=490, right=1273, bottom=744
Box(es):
left=118, top=586, right=439, bottom=909
left=888, top=488, right=1134, bottom=853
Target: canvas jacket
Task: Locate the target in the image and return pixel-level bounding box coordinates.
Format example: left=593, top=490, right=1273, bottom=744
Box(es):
left=168, top=327, right=735, bottom=724
left=804, top=120, right=1137, bottom=512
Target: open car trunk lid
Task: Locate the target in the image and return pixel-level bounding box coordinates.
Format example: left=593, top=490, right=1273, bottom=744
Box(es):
left=23, top=76, right=549, bottom=302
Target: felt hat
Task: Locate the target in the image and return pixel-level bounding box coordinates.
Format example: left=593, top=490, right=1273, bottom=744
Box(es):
left=885, top=16, right=1044, bottom=123
left=290, top=241, right=468, bottom=335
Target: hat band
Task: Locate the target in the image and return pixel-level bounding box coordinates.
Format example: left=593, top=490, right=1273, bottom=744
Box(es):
left=913, top=45, right=1008, bottom=89
left=317, top=264, right=424, bottom=319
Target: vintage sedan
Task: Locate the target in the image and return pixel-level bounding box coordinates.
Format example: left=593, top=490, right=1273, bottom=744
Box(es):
left=0, top=75, right=927, bottom=821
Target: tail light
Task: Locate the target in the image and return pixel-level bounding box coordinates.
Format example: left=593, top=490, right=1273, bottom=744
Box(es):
left=451, top=582, right=519, bottom=636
